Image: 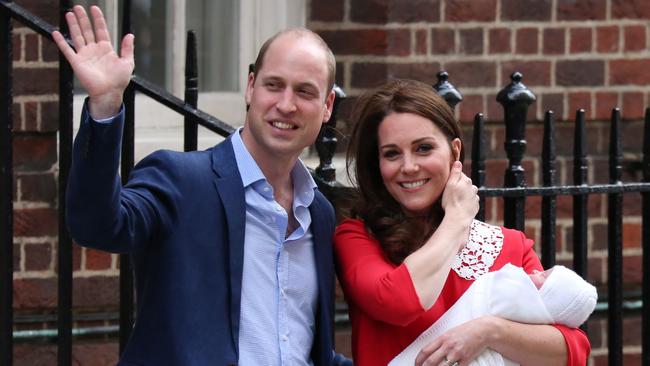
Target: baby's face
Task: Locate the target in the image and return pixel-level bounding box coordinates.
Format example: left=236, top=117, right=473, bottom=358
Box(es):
left=528, top=268, right=554, bottom=289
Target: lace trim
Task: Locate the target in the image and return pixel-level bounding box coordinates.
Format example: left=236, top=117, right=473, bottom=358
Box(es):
left=451, top=220, right=504, bottom=280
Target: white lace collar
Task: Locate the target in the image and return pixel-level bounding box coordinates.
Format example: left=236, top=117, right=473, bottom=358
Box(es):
left=451, top=220, right=504, bottom=280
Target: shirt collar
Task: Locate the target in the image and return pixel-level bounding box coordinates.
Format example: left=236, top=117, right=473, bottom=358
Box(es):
left=231, top=127, right=317, bottom=207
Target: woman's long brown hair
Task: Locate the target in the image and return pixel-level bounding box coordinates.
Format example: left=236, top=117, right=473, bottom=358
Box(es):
left=346, top=79, right=464, bottom=264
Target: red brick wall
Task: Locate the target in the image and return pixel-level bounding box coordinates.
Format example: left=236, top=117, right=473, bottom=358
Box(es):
left=11, top=1, right=119, bottom=364
left=309, top=0, right=649, bottom=363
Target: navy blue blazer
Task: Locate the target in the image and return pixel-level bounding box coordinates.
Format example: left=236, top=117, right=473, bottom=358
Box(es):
left=66, top=106, right=351, bottom=366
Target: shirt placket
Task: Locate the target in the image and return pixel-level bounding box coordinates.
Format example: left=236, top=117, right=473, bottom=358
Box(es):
left=273, top=200, right=290, bottom=365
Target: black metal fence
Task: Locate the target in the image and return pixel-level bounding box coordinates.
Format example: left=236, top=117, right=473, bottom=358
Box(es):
left=1, top=1, right=650, bottom=366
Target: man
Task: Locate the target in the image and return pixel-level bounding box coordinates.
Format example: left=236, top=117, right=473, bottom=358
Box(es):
left=53, top=5, right=351, bottom=366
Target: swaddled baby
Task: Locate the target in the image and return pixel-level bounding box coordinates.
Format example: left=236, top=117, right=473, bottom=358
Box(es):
left=390, top=263, right=598, bottom=366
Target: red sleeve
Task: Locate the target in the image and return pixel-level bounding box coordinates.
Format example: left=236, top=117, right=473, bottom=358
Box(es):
left=334, top=219, right=425, bottom=326
left=506, top=228, right=592, bottom=365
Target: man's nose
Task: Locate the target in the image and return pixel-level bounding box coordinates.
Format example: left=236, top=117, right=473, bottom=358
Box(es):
left=276, top=90, right=297, bottom=114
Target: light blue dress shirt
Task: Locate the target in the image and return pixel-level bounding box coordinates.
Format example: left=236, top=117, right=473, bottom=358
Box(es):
left=232, top=128, right=318, bottom=366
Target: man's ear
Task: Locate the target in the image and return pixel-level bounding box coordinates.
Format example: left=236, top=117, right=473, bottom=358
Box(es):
left=245, top=72, right=255, bottom=106
left=322, top=89, right=336, bottom=123
left=451, top=138, right=462, bottom=161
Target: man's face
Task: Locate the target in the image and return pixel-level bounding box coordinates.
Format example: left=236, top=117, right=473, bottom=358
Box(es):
left=242, top=33, right=335, bottom=165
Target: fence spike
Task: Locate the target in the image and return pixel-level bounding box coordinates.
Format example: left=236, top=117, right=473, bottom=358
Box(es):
left=433, top=71, right=463, bottom=110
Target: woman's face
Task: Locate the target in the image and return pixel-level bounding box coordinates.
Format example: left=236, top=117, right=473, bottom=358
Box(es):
left=377, top=112, right=461, bottom=216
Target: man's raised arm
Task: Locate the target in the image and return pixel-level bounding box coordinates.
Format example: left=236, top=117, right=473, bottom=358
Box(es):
left=52, top=5, right=134, bottom=119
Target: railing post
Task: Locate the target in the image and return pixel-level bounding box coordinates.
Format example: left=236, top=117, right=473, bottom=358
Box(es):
left=471, top=113, right=485, bottom=220
left=608, top=108, right=623, bottom=366
left=57, top=1, right=74, bottom=365
left=184, top=30, right=198, bottom=152
left=433, top=71, right=462, bottom=110
left=119, top=0, right=135, bottom=354
left=497, top=72, right=535, bottom=231
left=643, top=107, right=650, bottom=366
left=541, top=111, right=557, bottom=269
left=315, top=85, right=345, bottom=186
left=0, top=2, right=14, bottom=365
left=572, top=109, right=588, bottom=278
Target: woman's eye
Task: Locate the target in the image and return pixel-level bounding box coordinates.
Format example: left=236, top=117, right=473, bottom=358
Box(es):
left=382, top=150, right=399, bottom=159
left=416, top=144, right=433, bottom=153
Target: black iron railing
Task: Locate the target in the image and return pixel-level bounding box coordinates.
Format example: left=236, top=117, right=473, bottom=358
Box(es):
left=2, top=1, right=650, bottom=366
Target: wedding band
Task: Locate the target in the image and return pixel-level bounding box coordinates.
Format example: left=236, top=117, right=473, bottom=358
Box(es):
left=444, top=357, right=459, bottom=366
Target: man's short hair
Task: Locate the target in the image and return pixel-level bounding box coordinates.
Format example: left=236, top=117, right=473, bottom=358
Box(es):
left=252, top=28, right=336, bottom=95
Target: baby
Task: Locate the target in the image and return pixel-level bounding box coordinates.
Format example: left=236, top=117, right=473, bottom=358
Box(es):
left=389, top=263, right=598, bottom=366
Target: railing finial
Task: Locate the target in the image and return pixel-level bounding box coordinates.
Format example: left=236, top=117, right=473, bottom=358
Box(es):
left=433, top=70, right=463, bottom=110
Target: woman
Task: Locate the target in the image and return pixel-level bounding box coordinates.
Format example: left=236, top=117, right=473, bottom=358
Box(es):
left=333, top=79, right=590, bottom=366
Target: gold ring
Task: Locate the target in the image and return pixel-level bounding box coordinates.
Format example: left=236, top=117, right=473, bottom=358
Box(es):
left=444, top=357, right=459, bottom=366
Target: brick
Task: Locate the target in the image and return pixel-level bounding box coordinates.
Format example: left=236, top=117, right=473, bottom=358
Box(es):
left=541, top=93, right=564, bottom=120
left=516, top=28, right=539, bottom=54
left=458, top=94, right=483, bottom=124
left=431, top=28, right=455, bottom=54
left=486, top=93, right=502, bottom=123
left=18, top=172, right=57, bottom=203
left=415, top=29, right=428, bottom=55
left=621, top=120, right=644, bottom=156
left=502, top=0, right=551, bottom=21
left=319, top=29, right=410, bottom=56
left=622, top=254, right=642, bottom=284
left=557, top=0, right=606, bottom=20
left=335, top=328, right=353, bottom=358
left=350, top=0, right=388, bottom=23
left=489, top=28, right=511, bottom=54
left=554, top=191, right=603, bottom=219
left=622, top=92, right=645, bottom=119
left=73, top=276, right=119, bottom=308
left=40, top=101, right=60, bottom=132
left=587, top=318, right=605, bottom=348
left=19, top=0, right=59, bottom=24
left=622, top=193, right=642, bottom=216
left=444, top=61, right=497, bottom=87
left=13, top=67, right=58, bottom=95
left=13, top=278, right=57, bottom=309
left=543, top=28, right=565, bottom=55
left=623, top=25, right=646, bottom=52
left=72, top=342, right=120, bottom=366
left=14, top=344, right=57, bottom=366
left=14, top=208, right=58, bottom=237
left=25, top=33, right=39, bottom=62
left=12, top=102, right=22, bottom=130
left=610, top=59, right=650, bottom=85
left=591, top=223, right=607, bottom=251
left=389, top=0, right=441, bottom=23
left=387, top=62, right=442, bottom=85
left=24, top=242, right=53, bottom=271
left=612, top=0, right=650, bottom=19
left=556, top=60, right=604, bottom=87
left=351, top=63, right=387, bottom=88
left=569, top=27, right=592, bottom=53
left=568, top=92, right=591, bottom=119
left=13, top=133, right=57, bottom=171
left=24, top=101, right=38, bottom=131
left=14, top=243, right=20, bottom=271
left=595, top=92, right=619, bottom=120
left=500, top=61, right=551, bottom=87
left=445, top=0, right=496, bottom=21
left=42, top=36, right=60, bottom=62
left=459, top=28, right=483, bottom=55
left=622, top=222, right=641, bottom=249
left=310, top=0, right=344, bottom=22
left=596, top=26, right=619, bottom=53
left=73, top=242, right=82, bottom=270
left=85, top=248, right=113, bottom=270
left=12, top=33, right=21, bottom=62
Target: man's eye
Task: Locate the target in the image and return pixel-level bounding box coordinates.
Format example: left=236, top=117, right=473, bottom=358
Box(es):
left=266, top=82, right=281, bottom=90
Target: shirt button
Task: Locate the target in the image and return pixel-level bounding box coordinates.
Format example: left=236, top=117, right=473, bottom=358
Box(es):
left=263, top=187, right=270, bottom=192
left=275, top=205, right=283, bottom=212
left=281, top=335, right=288, bottom=342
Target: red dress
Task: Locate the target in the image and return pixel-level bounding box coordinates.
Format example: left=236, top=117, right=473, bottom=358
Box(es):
left=334, top=219, right=590, bottom=366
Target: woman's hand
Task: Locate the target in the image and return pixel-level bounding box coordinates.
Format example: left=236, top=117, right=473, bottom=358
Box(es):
left=441, top=161, right=479, bottom=227
left=415, top=316, right=493, bottom=366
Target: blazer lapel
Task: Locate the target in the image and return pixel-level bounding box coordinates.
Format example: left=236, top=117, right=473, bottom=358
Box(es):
left=211, top=137, right=246, bottom=355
